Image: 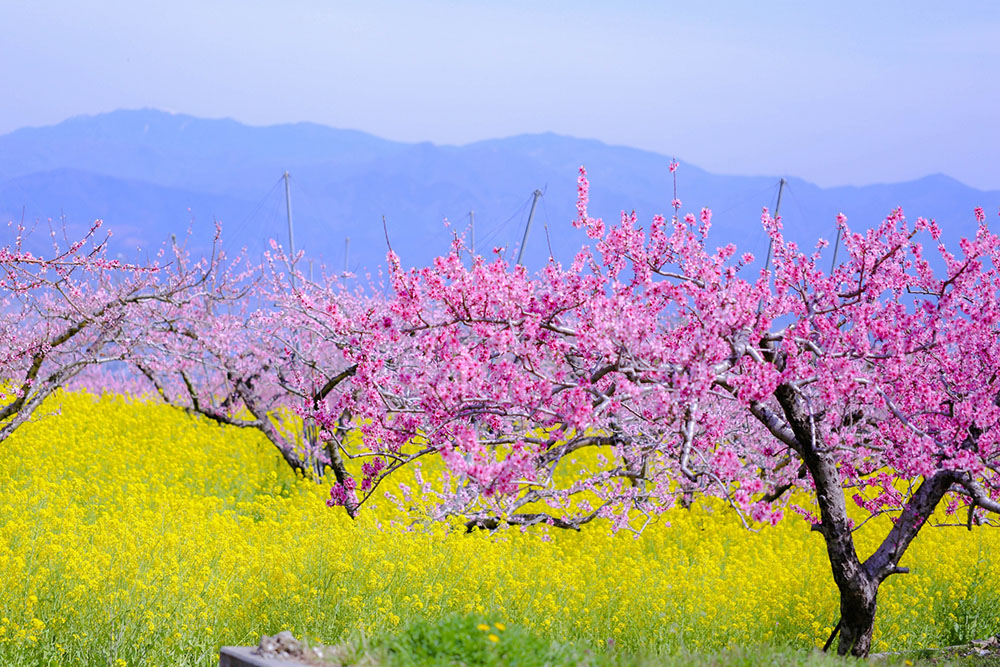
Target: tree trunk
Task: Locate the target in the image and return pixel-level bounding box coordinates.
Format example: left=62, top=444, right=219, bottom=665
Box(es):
left=835, top=574, right=879, bottom=656
left=773, top=381, right=881, bottom=657
left=816, top=467, right=961, bottom=657
left=767, top=361, right=963, bottom=658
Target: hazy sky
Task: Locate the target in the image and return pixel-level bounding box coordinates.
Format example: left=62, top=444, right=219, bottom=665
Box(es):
left=3, top=1, right=998, bottom=189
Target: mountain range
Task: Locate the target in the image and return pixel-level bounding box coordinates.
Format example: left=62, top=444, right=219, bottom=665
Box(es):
left=2, top=109, right=998, bottom=274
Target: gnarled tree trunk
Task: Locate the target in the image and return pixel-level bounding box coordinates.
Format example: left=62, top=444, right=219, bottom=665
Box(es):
left=804, top=447, right=880, bottom=657
left=773, top=380, right=962, bottom=657
left=808, top=452, right=960, bottom=656
left=833, top=571, right=879, bottom=656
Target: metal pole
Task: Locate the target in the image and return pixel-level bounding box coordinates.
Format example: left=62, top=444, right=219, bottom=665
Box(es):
left=757, top=178, right=787, bottom=318
left=344, top=237, right=350, bottom=274
left=283, top=171, right=295, bottom=257
left=763, top=178, right=786, bottom=274
left=469, top=210, right=475, bottom=257
left=830, top=227, right=842, bottom=273
left=283, top=171, right=298, bottom=293
left=516, top=190, right=543, bottom=267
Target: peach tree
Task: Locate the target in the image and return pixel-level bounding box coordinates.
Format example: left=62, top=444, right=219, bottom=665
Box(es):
left=320, top=169, right=999, bottom=656
left=0, top=219, right=217, bottom=441
left=113, top=169, right=998, bottom=656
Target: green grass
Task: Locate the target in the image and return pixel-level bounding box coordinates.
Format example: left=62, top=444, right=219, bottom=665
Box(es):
left=306, top=614, right=998, bottom=666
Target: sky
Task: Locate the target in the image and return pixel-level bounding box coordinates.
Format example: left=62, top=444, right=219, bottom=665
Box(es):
left=3, top=1, right=999, bottom=190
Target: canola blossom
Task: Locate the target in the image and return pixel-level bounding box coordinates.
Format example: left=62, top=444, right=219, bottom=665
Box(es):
left=0, top=392, right=998, bottom=666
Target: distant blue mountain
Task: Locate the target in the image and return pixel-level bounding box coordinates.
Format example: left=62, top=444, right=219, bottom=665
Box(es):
left=2, top=109, right=998, bottom=273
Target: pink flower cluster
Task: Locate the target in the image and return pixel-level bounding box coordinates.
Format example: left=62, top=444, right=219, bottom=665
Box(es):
left=15, top=167, right=999, bottom=540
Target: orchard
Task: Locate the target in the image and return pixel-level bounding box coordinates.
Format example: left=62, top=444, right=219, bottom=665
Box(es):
left=2, top=167, right=999, bottom=660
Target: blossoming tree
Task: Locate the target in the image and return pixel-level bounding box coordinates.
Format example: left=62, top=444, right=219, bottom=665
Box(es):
left=128, top=244, right=405, bottom=515
left=319, top=169, right=999, bottom=656
left=0, top=219, right=218, bottom=442
left=64, top=167, right=996, bottom=656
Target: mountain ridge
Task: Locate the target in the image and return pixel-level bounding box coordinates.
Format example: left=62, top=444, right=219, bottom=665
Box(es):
left=2, top=109, right=997, bottom=272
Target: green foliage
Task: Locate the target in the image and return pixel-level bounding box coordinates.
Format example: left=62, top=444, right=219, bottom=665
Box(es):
left=385, top=613, right=582, bottom=666
left=350, top=615, right=990, bottom=666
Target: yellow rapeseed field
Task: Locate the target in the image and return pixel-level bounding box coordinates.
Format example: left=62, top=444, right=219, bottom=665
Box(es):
left=0, top=392, right=998, bottom=665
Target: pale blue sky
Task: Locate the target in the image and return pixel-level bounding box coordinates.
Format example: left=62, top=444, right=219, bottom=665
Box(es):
left=3, top=1, right=998, bottom=189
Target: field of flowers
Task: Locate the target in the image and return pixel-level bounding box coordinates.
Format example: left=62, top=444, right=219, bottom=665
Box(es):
left=1, top=392, right=999, bottom=666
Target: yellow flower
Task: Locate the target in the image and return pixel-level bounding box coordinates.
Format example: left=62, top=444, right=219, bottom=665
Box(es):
left=0, top=390, right=997, bottom=663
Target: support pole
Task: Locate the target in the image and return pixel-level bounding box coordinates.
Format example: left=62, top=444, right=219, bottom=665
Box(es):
left=763, top=178, right=786, bottom=274
left=283, top=171, right=296, bottom=288
left=283, top=171, right=296, bottom=257
left=757, top=178, right=787, bottom=317
left=830, top=227, right=842, bottom=273
left=516, top=190, right=543, bottom=267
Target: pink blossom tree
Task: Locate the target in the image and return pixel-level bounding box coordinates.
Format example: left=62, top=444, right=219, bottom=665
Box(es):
left=64, top=168, right=994, bottom=655
left=127, top=243, right=407, bottom=516
left=0, top=219, right=219, bottom=441
left=322, top=168, right=999, bottom=656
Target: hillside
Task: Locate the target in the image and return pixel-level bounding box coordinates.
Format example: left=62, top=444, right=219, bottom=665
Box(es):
left=2, top=109, right=998, bottom=272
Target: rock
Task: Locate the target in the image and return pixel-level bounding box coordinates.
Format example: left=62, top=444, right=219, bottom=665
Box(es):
left=257, top=634, right=277, bottom=655
left=255, top=630, right=305, bottom=660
